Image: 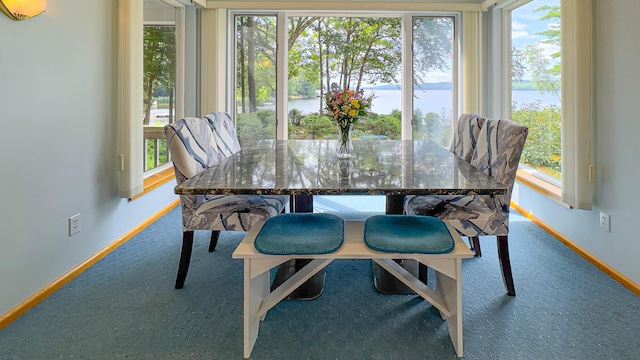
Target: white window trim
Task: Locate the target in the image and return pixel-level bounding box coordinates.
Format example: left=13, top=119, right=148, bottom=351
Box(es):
left=401, top=13, right=413, bottom=140
left=461, top=11, right=482, bottom=115
left=495, top=0, right=593, bottom=210
left=276, top=12, right=288, bottom=140
left=221, top=10, right=464, bottom=141
left=118, top=0, right=144, bottom=198
left=204, top=1, right=482, bottom=12
left=143, top=2, right=187, bottom=177
left=559, top=0, right=594, bottom=210
left=118, top=0, right=188, bottom=198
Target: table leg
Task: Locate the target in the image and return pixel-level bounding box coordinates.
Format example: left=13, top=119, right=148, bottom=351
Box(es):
left=371, top=194, right=425, bottom=294
left=271, top=195, right=326, bottom=300
left=291, top=193, right=313, bottom=213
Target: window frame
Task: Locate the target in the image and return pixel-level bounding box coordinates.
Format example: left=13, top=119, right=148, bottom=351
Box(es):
left=502, top=0, right=563, bottom=204
left=118, top=0, right=196, bottom=200
left=227, top=10, right=462, bottom=142
left=143, top=0, right=186, bottom=177
left=135, top=0, right=188, bottom=199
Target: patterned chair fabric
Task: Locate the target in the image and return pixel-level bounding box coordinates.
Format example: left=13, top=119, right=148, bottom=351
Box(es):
left=164, top=113, right=289, bottom=288
left=166, top=114, right=288, bottom=232
left=203, top=111, right=242, bottom=158
left=450, top=113, right=487, bottom=162
left=405, top=119, right=528, bottom=296
left=404, top=113, right=488, bottom=221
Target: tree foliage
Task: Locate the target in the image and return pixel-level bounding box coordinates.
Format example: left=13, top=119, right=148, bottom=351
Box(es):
left=412, top=17, right=453, bottom=87
left=513, top=102, right=561, bottom=176
left=511, top=1, right=562, bottom=178
left=233, top=15, right=454, bottom=145
left=143, top=26, right=175, bottom=125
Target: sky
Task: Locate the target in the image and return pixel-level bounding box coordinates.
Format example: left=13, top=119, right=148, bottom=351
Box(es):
left=511, top=0, right=560, bottom=55
left=423, top=0, right=560, bottom=84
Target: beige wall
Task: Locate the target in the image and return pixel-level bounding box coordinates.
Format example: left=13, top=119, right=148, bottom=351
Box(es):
left=0, top=0, right=177, bottom=317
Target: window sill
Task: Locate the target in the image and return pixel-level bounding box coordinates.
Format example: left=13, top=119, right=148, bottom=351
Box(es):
left=129, top=167, right=175, bottom=201
left=516, top=169, right=571, bottom=209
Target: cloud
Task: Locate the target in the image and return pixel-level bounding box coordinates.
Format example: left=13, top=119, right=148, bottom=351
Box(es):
left=512, top=21, right=528, bottom=31
left=512, top=31, right=530, bottom=39
left=539, top=42, right=560, bottom=58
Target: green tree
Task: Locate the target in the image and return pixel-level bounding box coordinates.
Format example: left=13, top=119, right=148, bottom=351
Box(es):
left=236, top=112, right=276, bottom=146
left=238, top=16, right=319, bottom=114
left=302, top=114, right=334, bottom=139
left=511, top=1, right=561, bottom=179
left=143, top=26, right=175, bottom=125
left=511, top=47, right=526, bottom=83
left=323, top=17, right=401, bottom=90
left=237, top=17, right=278, bottom=113
left=288, top=108, right=304, bottom=126
left=524, top=43, right=560, bottom=102
left=236, top=15, right=456, bottom=141
left=412, top=17, right=453, bottom=88
left=367, top=115, right=401, bottom=139
left=513, top=102, right=561, bottom=176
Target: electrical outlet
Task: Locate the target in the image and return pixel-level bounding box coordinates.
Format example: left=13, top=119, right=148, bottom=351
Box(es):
left=69, top=214, right=81, bottom=236
left=599, top=211, right=610, bottom=232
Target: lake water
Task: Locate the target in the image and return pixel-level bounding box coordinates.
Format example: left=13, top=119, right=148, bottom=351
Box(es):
left=260, top=89, right=560, bottom=115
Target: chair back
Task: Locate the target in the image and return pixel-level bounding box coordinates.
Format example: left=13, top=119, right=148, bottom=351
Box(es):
left=470, top=118, right=528, bottom=194
left=203, top=112, right=242, bottom=158
left=164, top=117, right=224, bottom=184
left=450, top=113, right=487, bottom=162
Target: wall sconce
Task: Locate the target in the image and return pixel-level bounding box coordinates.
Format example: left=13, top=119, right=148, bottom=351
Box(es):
left=0, top=0, right=47, bottom=21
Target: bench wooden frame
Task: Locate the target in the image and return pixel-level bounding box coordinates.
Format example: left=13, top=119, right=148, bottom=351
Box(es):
left=232, top=220, right=473, bottom=358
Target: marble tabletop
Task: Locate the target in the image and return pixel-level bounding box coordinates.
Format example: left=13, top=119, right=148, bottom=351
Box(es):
left=174, top=140, right=507, bottom=196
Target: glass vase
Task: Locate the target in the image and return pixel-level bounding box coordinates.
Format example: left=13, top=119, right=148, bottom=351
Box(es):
left=336, top=123, right=353, bottom=159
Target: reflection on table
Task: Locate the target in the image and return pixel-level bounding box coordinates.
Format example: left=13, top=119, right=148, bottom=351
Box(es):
left=175, top=140, right=507, bottom=197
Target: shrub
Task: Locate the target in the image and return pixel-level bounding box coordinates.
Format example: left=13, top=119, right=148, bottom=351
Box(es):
left=512, top=101, right=561, bottom=177
left=298, top=114, right=335, bottom=139
left=236, top=112, right=275, bottom=146
left=366, top=115, right=401, bottom=139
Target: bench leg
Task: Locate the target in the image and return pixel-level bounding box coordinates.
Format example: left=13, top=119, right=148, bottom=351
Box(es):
left=243, top=261, right=270, bottom=359
left=436, top=258, right=464, bottom=358
left=375, top=258, right=465, bottom=358
left=243, top=258, right=333, bottom=358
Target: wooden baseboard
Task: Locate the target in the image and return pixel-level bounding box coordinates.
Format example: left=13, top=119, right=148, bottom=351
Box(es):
left=510, top=201, right=640, bottom=297
left=0, top=199, right=180, bottom=330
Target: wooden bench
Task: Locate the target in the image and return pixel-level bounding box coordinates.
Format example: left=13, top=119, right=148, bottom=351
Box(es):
left=232, top=219, right=473, bottom=358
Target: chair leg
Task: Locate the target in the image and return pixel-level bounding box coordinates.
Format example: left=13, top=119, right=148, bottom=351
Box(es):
left=470, top=236, right=481, bottom=257
left=175, top=231, right=194, bottom=289
left=497, top=235, right=516, bottom=296
left=208, top=231, right=220, bottom=252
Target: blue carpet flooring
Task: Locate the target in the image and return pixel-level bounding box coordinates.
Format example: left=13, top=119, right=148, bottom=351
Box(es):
left=1, top=196, right=639, bottom=359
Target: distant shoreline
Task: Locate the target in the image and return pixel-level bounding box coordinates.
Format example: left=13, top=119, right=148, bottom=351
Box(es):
left=268, top=88, right=560, bottom=115
left=361, top=81, right=542, bottom=91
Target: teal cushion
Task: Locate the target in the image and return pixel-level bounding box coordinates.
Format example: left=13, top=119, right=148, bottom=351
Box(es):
left=254, top=213, right=344, bottom=255
left=364, top=215, right=455, bottom=254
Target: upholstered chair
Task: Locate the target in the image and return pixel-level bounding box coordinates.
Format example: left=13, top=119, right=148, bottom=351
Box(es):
left=405, top=119, right=528, bottom=296
left=165, top=113, right=289, bottom=289
left=450, top=113, right=487, bottom=162
left=406, top=113, right=487, bottom=256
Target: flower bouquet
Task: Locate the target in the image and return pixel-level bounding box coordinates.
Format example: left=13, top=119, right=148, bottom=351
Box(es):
left=325, top=83, right=374, bottom=158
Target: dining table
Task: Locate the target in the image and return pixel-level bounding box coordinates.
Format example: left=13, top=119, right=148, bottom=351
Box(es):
left=174, top=139, right=508, bottom=297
